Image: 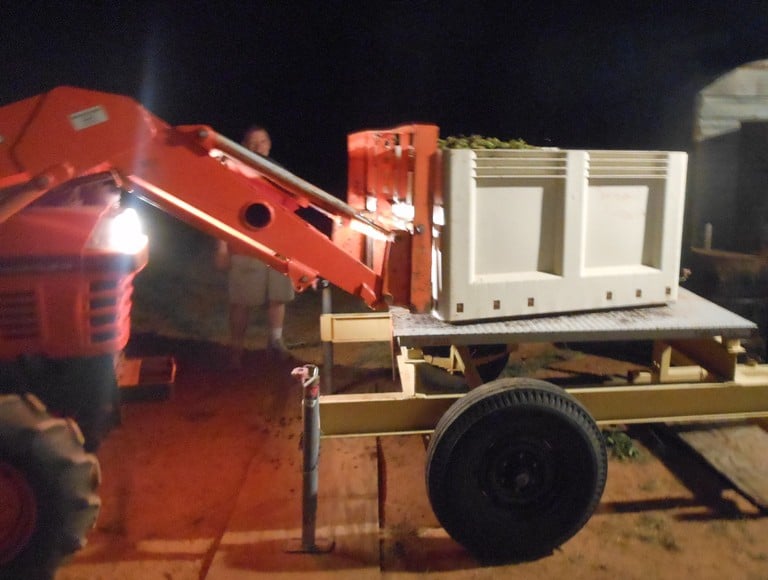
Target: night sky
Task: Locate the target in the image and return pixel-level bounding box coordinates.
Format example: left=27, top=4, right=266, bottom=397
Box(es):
left=2, top=1, right=767, bottom=194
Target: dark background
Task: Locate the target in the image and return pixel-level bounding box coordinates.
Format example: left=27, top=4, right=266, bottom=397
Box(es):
left=2, top=1, right=767, bottom=194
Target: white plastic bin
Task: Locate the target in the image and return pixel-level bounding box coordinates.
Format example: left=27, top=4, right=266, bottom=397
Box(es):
left=434, top=148, right=688, bottom=322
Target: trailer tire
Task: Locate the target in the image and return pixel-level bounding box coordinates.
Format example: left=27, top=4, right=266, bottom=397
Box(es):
left=0, top=394, right=100, bottom=580
left=425, top=378, right=606, bottom=563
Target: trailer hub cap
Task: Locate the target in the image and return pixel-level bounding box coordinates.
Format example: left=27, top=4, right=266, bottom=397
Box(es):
left=481, top=439, right=555, bottom=507
left=0, top=462, right=37, bottom=564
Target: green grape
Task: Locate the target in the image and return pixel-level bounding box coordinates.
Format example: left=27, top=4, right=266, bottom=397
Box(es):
left=439, top=133, right=537, bottom=149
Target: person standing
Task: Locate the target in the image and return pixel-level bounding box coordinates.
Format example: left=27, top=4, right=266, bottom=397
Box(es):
left=216, top=125, right=294, bottom=369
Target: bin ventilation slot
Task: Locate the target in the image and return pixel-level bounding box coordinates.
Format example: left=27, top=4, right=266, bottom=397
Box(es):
left=589, top=152, right=670, bottom=178
left=474, top=151, right=569, bottom=179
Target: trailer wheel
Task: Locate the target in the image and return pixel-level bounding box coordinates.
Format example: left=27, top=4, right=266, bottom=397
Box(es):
left=0, top=394, right=100, bottom=579
left=425, top=378, right=606, bottom=562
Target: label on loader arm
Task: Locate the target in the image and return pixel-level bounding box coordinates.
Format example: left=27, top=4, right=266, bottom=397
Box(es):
left=69, top=106, right=109, bottom=131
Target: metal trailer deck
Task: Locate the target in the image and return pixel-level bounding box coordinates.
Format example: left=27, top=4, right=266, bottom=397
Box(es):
left=318, top=288, right=768, bottom=436
left=390, top=288, right=757, bottom=346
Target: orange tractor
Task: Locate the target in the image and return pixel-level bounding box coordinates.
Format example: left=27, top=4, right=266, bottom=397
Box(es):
left=0, top=87, right=431, bottom=577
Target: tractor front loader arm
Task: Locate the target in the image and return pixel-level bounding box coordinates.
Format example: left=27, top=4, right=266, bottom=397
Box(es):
left=0, top=86, right=394, bottom=308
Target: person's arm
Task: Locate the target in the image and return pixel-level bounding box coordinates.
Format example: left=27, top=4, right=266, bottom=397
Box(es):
left=214, top=239, right=231, bottom=270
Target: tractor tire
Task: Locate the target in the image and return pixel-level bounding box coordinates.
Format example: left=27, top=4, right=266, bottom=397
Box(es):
left=425, top=378, right=607, bottom=563
left=0, top=394, right=101, bottom=580
left=0, top=354, right=120, bottom=452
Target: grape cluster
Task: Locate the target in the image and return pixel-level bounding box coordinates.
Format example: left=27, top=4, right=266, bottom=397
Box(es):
left=438, top=135, right=537, bottom=149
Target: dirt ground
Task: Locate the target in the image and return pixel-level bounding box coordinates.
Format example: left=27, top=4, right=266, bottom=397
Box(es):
left=52, top=298, right=768, bottom=579
left=54, top=210, right=768, bottom=579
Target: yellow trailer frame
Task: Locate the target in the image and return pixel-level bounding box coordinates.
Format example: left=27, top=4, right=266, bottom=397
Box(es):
left=309, top=288, right=768, bottom=561
left=318, top=289, right=768, bottom=436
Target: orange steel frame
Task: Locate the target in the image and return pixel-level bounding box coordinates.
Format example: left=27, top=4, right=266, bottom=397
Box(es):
left=1, top=88, right=442, bottom=316
left=341, top=123, right=439, bottom=312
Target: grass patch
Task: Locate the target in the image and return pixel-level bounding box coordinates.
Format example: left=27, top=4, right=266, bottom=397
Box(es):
left=603, top=428, right=642, bottom=461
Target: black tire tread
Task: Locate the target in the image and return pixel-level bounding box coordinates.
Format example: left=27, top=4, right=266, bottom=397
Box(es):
left=425, top=378, right=607, bottom=562
left=0, top=394, right=100, bottom=579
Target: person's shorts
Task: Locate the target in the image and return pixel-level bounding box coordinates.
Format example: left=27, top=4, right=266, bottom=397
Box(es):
left=228, top=255, right=295, bottom=306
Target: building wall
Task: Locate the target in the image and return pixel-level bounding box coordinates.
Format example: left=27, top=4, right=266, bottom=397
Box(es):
left=690, top=60, right=768, bottom=252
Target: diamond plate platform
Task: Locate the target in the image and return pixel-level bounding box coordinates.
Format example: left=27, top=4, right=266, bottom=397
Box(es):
left=391, top=288, right=757, bottom=346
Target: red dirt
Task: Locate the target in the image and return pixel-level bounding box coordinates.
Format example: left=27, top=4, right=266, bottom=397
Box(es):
left=54, top=303, right=768, bottom=579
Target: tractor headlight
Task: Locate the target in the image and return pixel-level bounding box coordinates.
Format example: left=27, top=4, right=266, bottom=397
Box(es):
left=88, top=208, right=148, bottom=254
left=109, top=208, right=147, bottom=254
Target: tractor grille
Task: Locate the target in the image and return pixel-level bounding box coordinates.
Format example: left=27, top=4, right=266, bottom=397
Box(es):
left=0, top=291, right=40, bottom=339
left=88, top=278, right=132, bottom=345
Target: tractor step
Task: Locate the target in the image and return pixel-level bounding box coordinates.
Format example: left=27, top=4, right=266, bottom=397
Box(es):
left=117, top=356, right=176, bottom=402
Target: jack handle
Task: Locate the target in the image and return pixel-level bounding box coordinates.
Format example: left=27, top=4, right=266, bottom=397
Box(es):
left=292, top=364, right=320, bottom=399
